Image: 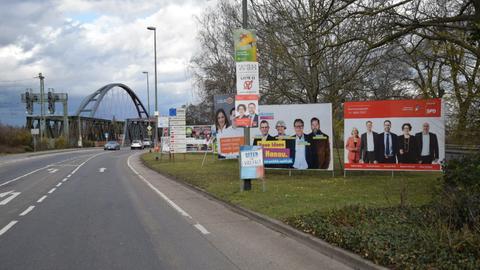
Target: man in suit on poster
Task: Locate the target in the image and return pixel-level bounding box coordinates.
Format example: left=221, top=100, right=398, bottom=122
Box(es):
left=415, top=122, right=439, bottom=164
left=376, top=120, right=398, bottom=163
left=360, top=121, right=378, bottom=163
left=253, top=120, right=274, bottom=145
left=247, top=103, right=259, bottom=127
left=308, top=117, right=330, bottom=169
left=290, top=119, right=312, bottom=169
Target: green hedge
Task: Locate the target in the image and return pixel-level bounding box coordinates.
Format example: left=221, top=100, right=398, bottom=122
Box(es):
left=285, top=206, right=480, bottom=269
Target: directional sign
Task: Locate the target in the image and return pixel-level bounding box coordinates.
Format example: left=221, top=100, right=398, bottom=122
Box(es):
left=0, top=190, right=21, bottom=205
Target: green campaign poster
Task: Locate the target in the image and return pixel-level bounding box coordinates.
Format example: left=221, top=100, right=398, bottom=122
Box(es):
left=233, top=29, right=257, bottom=62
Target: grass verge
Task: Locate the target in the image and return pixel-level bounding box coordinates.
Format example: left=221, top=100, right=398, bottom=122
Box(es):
left=140, top=152, right=480, bottom=269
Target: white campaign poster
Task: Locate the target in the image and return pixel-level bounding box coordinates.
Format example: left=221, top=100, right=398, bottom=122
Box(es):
left=250, top=103, right=334, bottom=171
left=236, top=62, right=259, bottom=95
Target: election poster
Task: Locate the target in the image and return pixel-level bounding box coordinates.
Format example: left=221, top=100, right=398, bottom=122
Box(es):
left=240, top=145, right=264, bottom=179
left=343, top=98, right=445, bottom=171
left=250, top=104, right=334, bottom=171
left=214, top=94, right=244, bottom=159
left=234, top=95, right=259, bottom=128
left=233, top=29, right=257, bottom=62
left=186, top=125, right=213, bottom=152
left=236, top=62, right=259, bottom=95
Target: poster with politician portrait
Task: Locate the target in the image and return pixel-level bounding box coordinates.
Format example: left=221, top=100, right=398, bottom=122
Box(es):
left=234, top=95, right=259, bottom=128
left=249, top=103, right=334, bottom=171
left=214, top=94, right=244, bottom=159
left=343, top=98, right=445, bottom=171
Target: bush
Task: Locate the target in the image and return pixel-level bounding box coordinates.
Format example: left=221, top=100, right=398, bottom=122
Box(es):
left=285, top=206, right=480, bottom=269
left=54, top=136, right=68, bottom=149
left=435, top=153, right=480, bottom=232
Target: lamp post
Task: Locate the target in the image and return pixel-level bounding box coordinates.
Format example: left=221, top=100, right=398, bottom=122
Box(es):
left=147, top=26, right=158, bottom=153
left=142, top=71, right=150, bottom=116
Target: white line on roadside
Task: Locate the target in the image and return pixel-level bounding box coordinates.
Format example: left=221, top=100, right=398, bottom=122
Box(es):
left=48, top=188, right=56, bottom=194
left=0, top=220, right=18, bottom=236
left=194, top=223, right=210, bottom=235
left=0, top=151, right=105, bottom=187
left=37, top=195, right=47, bottom=203
left=56, top=182, right=62, bottom=187
left=127, top=154, right=192, bottom=219
left=19, top=205, right=35, bottom=216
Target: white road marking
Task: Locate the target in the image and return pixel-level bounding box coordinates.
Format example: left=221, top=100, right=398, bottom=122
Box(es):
left=0, top=165, right=50, bottom=187
left=56, top=182, right=62, bottom=187
left=0, top=151, right=105, bottom=187
left=48, top=188, right=56, bottom=194
left=47, top=168, right=58, bottom=174
left=37, top=195, right=47, bottom=203
left=0, top=191, right=21, bottom=205
left=127, top=154, right=192, bottom=219
left=67, top=174, right=72, bottom=177
left=19, top=205, right=35, bottom=216
left=194, top=223, right=210, bottom=235
left=0, top=220, right=18, bottom=236
left=99, top=167, right=106, bottom=173
left=62, top=178, right=68, bottom=182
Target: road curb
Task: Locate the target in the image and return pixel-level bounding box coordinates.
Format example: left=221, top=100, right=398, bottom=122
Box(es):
left=138, top=156, right=388, bottom=270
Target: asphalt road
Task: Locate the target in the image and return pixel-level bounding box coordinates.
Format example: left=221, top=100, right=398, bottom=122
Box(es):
left=0, top=149, right=352, bottom=270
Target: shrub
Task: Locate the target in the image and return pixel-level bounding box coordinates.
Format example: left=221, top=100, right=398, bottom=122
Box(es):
left=435, top=153, right=480, bottom=232
left=54, top=136, right=68, bottom=149
left=285, top=206, right=480, bottom=269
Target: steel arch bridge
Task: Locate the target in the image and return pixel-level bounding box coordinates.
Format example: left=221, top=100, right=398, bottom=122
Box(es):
left=26, top=83, right=154, bottom=146
left=75, top=83, right=149, bottom=118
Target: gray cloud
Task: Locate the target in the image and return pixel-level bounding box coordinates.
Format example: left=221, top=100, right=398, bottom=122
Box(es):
left=0, top=0, right=212, bottom=126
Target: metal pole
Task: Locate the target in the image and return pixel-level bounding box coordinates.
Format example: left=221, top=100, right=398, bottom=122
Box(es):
left=242, top=0, right=248, bottom=28
left=38, top=73, right=45, bottom=140
left=241, top=0, right=252, bottom=191
left=143, top=71, right=150, bottom=116
left=153, top=29, right=158, bottom=151
left=148, top=26, right=159, bottom=157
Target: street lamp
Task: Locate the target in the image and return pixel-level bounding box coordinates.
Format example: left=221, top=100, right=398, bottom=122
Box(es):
left=147, top=26, right=158, bottom=152
left=142, top=71, right=150, bottom=116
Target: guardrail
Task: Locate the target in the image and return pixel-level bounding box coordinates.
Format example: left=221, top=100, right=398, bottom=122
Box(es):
left=445, top=144, right=479, bottom=160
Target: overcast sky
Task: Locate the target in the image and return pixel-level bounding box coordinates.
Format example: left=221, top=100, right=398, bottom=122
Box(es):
left=0, top=0, right=216, bottom=126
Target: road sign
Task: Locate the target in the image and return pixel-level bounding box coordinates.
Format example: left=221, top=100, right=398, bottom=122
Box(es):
left=147, top=125, right=152, bottom=131
left=31, top=128, right=39, bottom=135
left=104, top=132, right=109, bottom=139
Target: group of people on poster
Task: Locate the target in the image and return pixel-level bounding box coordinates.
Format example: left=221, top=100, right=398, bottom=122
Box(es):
left=252, top=117, right=330, bottom=169
left=345, top=120, right=439, bottom=164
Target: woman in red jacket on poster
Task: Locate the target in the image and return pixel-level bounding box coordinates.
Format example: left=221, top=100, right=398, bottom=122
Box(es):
left=345, top=127, right=361, bottom=163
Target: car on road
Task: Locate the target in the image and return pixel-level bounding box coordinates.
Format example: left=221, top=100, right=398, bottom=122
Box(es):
left=130, top=140, right=144, bottom=150
left=104, top=141, right=120, bottom=150
left=142, top=140, right=153, bottom=148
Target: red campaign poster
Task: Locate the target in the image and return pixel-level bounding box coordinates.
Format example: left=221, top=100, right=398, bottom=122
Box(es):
left=234, top=95, right=259, bottom=128
left=343, top=98, right=444, bottom=171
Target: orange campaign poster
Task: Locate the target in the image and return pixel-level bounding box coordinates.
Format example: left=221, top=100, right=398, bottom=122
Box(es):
left=219, top=137, right=245, bottom=155
left=343, top=98, right=444, bottom=171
